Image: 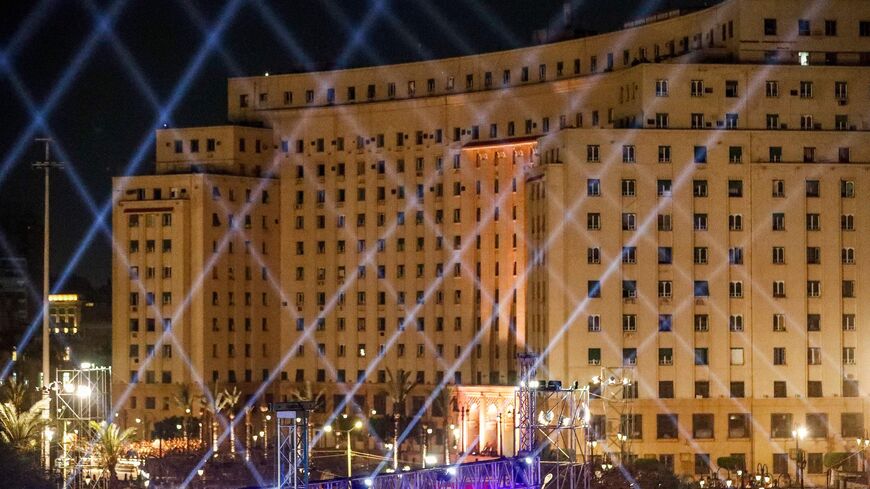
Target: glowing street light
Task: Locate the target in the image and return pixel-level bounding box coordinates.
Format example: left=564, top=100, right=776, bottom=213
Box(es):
left=792, top=426, right=807, bottom=489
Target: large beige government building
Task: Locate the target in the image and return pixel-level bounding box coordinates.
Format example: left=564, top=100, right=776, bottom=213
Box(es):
left=112, top=0, right=870, bottom=481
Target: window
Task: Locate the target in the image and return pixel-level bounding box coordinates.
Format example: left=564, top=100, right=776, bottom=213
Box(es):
left=693, top=180, right=708, bottom=197
left=771, top=413, right=793, bottom=438
left=622, top=145, right=635, bottom=163
left=773, top=313, right=785, bottom=333
left=843, top=314, right=856, bottom=331
left=842, top=214, right=855, bottom=230
left=659, top=348, right=673, bottom=365
left=694, top=281, right=709, bottom=297
left=588, top=281, right=601, bottom=298
left=730, top=315, right=744, bottom=331
left=861, top=20, right=870, bottom=37
left=690, top=315, right=709, bottom=333
left=729, top=146, right=742, bottom=163
left=657, top=179, right=672, bottom=197
left=586, top=145, right=600, bottom=162
left=842, top=248, right=855, bottom=264
left=764, top=18, right=777, bottom=36
left=807, top=280, right=821, bottom=297
left=694, top=146, right=707, bottom=163
left=773, top=281, right=786, bottom=297
left=691, top=113, right=704, bottom=128
left=690, top=79, right=704, bottom=97
left=798, top=19, right=811, bottom=36
left=622, top=281, right=637, bottom=299
left=729, top=281, right=743, bottom=297
left=774, top=381, right=787, bottom=398
left=588, top=348, right=601, bottom=366
left=658, top=247, right=673, bottom=265
left=694, top=348, right=709, bottom=365
left=842, top=413, right=864, bottom=437
left=621, top=247, right=637, bottom=264
left=773, top=347, right=786, bottom=365
left=655, top=112, right=669, bottom=128
left=729, top=414, right=750, bottom=438
left=807, top=247, right=821, bottom=265
left=587, top=247, right=601, bottom=264
left=587, top=213, right=601, bottom=230
left=622, top=348, right=637, bottom=366
left=655, top=79, right=669, bottom=96
left=588, top=315, right=601, bottom=332
left=622, top=213, right=636, bottom=230
left=694, top=214, right=708, bottom=231
left=843, top=347, right=856, bottom=365
left=808, top=347, right=822, bottom=365
left=621, top=179, right=636, bottom=196
left=725, top=80, right=738, bottom=97
left=659, top=381, right=674, bottom=399
left=657, top=414, right=679, bottom=439
left=587, top=179, right=601, bottom=196
left=765, top=80, right=779, bottom=97
left=772, top=213, right=785, bottom=231
left=730, top=382, right=745, bottom=398
left=799, top=81, right=813, bottom=98
left=808, top=380, right=822, bottom=397
left=731, top=348, right=744, bottom=365
left=772, top=179, right=785, bottom=197
left=622, top=314, right=637, bottom=332
left=658, top=145, right=671, bottom=163
left=693, top=414, right=714, bottom=438
left=657, top=214, right=672, bottom=231
left=728, top=180, right=743, bottom=197
left=729, top=214, right=743, bottom=231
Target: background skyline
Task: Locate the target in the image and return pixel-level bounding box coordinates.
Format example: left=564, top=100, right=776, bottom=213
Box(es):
left=0, top=0, right=714, bottom=288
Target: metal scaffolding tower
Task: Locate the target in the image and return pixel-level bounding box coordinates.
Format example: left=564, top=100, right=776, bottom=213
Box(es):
left=276, top=401, right=313, bottom=489
left=54, top=365, right=111, bottom=488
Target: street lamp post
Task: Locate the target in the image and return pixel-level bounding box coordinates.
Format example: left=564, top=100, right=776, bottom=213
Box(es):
left=34, top=138, right=61, bottom=472
left=792, top=426, right=807, bottom=489
left=324, top=419, right=363, bottom=481
left=422, top=426, right=434, bottom=468
left=616, top=433, right=628, bottom=466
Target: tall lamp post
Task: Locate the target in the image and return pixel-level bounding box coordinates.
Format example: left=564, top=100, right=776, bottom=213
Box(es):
left=792, top=425, right=807, bottom=489
left=324, top=419, right=363, bottom=480
left=616, top=432, right=628, bottom=466
left=34, top=138, right=61, bottom=472
left=422, top=426, right=434, bottom=468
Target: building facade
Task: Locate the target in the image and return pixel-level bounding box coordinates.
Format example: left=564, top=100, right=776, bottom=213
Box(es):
left=112, top=0, right=870, bottom=480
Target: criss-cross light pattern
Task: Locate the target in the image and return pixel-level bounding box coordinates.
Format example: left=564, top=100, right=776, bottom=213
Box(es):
left=1, top=0, right=849, bottom=487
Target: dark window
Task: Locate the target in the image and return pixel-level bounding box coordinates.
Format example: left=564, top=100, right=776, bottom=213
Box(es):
left=657, top=414, right=679, bottom=439
left=693, top=414, right=714, bottom=438
left=659, top=381, right=674, bottom=399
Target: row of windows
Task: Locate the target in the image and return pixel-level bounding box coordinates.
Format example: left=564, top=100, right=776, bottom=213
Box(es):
left=294, top=261, right=518, bottom=283
left=288, top=286, right=516, bottom=307
left=585, top=143, right=858, bottom=164
left=288, top=314, right=509, bottom=333
left=589, top=345, right=858, bottom=368
left=586, top=313, right=858, bottom=334
left=209, top=186, right=271, bottom=204
left=589, top=245, right=858, bottom=266
left=763, top=17, right=870, bottom=38
left=581, top=212, right=858, bottom=232
left=586, top=179, right=857, bottom=199
left=654, top=78, right=851, bottom=100
left=586, top=279, right=858, bottom=299
left=586, top=410, right=864, bottom=447
left=592, top=377, right=861, bottom=403
left=290, top=180, right=519, bottom=206
left=127, top=213, right=172, bottom=227
left=206, top=366, right=464, bottom=386
left=239, top=24, right=734, bottom=109
left=292, top=233, right=517, bottom=256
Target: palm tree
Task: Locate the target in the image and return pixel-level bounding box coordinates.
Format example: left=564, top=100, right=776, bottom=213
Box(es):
left=0, top=377, right=31, bottom=412
left=385, top=368, right=417, bottom=470
left=432, top=386, right=454, bottom=463
left=220, top=387, right=241, bottom=457
left=173, top=383, right=200, bottom=451
left=0, top=397, right=49, bottom=451
left=89, top=420, right=135, bottom=489
left=201, top=383, right=232, bottom=456
left=289, top=381, right=324, bottom=409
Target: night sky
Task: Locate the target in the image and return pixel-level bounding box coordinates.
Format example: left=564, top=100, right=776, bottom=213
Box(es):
left=0, top=0, right=713, bottom=291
